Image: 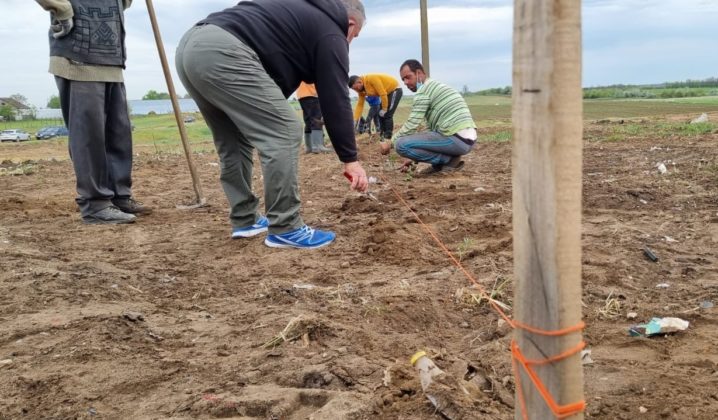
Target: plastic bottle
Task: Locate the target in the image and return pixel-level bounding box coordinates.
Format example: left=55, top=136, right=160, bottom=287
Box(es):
left=410, top=351, right=471, bottom=420
left=411, top=351, right=445, bottom=391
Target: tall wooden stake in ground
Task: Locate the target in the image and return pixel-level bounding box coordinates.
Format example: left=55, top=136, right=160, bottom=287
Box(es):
left=145, top=0, right=205, bottom=206
left=512, top=1, right=584, bottom=419
left=420, top=0, right=430, bottom=76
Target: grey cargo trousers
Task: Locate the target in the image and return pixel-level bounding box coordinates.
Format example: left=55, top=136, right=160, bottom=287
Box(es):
left=175, top=24, right=304, bottom=234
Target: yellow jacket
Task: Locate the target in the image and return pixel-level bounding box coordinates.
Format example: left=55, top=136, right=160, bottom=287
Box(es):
left=353, top=74, right=400, bottom=121
left=296, top=82, right=318, bottom=99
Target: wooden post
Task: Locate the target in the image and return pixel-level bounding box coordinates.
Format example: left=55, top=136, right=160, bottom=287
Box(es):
left=512, top=0, right=584, bottom=419
left=145, top=0, right=205, bottom=206
left=420, top=0, right=430, bottom=76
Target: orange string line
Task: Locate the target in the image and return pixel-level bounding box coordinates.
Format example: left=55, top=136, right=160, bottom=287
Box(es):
left=376, top=172, right=587, bottom=419
left=512, top=340, right=587, bottom=418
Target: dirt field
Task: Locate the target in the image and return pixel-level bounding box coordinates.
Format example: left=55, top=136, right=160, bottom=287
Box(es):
left=1, top=115, right=717, bottom=419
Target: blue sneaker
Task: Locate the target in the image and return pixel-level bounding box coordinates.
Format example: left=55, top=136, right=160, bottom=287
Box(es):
left=264, top=225, right=336, bottom=249
left=231, top=216, right=269, bottom=239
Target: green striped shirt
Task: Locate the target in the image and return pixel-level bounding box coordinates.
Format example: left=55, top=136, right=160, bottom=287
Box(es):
left=392, top=79, right=476, bottom=144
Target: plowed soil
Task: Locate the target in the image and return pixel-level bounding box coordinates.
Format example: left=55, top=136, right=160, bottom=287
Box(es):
left=1, top=117, right=717, bottom=419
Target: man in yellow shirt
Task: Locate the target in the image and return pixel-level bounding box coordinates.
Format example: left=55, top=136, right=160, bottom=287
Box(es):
left=348, top=73, right=402, bottom=140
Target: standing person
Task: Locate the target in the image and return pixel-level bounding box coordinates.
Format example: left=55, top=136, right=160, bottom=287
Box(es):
left=348, top=73, right=402, bottom=140
left=36, top=0, right=151, bottom=224
left=176, top=0, right=369, bottom=250
left=380, top=59, right=477, bottom=175
left=365, top=95, right=382, bottom=135
left=296, top=82, right=330, bottom=154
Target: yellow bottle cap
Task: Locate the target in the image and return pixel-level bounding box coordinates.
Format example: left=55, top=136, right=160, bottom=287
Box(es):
left=410, top=351, right=427, bottom=366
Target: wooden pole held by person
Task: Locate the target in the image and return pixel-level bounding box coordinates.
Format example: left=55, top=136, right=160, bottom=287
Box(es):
left=512, top=0, right=584, bottom=419
left=145, top=0, right=205, bottom=206
left=420, top=0, right=430, bottom=76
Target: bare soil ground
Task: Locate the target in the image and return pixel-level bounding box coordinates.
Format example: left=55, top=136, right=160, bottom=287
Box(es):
left=1, top=117, right=717, bottom=419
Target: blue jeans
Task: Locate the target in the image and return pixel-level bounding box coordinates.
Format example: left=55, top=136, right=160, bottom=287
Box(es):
left=394, top=131, right=473, bottom=166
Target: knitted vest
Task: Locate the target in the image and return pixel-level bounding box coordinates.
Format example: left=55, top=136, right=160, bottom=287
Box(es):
left=49, top=0, right=126, bottom=67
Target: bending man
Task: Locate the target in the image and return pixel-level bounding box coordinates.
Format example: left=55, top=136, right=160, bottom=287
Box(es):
left=349, top=73, right=402, bottom=140
left=176, top=0, right=369, bottom=249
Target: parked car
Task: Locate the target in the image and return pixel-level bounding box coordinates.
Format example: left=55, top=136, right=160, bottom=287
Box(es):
left=0, top=129, right=31, bottom=142
left=35, top=126, right=69, bottom=140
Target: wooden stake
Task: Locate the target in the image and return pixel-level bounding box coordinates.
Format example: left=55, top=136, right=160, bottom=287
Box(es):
left=420, top=0, right=430, bottom=76
left=512, top=0, right=584, bottom=419
left=145, top=0, right=205, bottom=206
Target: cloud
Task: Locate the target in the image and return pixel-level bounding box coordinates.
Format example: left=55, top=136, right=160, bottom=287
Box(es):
left=1, top=0, right=716, bottom=107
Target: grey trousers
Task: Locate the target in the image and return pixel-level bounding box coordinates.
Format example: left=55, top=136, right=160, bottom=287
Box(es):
left=55, top=76, right=133, bottom=216
left=175, top=24, right=303, bottom=234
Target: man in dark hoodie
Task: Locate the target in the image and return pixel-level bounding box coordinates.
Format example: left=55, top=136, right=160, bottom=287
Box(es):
left=176, top=0, right=368, bottom=250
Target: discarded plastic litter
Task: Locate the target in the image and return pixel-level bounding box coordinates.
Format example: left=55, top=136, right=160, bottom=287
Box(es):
left=412, top=351, right=445, bottom=404
left=656, top=163, right=667, bottom=174
left=690, top=113, right=709, bottom=124
left=655, top=283, right=670, bottom=289
left=700, top=301, right=714, bottom=309
left=410, top=351, right=465, bottom=419
left=643, top=246, right=659, bottom=262
left=629, top=317, right=689, bottom=337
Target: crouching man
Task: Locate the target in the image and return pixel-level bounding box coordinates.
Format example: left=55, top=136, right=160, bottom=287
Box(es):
left=380, top=59, right=477, bottom=175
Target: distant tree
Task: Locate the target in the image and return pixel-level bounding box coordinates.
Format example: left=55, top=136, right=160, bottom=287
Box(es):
left=183, top=93, right=193, bottom=99
left=47, top=94, right=61, bottom=109
left=462, top=85, right=470, bottom=96
left=10, top=93, right=29, bottom=106
left=0, top=105, right=16, bottom=121
left=142, top=90, right=171, bottom=100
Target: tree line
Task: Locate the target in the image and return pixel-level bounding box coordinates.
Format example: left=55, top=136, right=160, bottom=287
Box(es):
left=466, top=77, right=718, bottom=99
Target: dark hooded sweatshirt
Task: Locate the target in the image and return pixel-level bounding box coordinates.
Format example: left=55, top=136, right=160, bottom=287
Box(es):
left=200, top=0, right=358, bottom=163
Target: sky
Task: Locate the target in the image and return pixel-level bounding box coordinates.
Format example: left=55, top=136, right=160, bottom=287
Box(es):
left=1, top=0, right=717, bottom=107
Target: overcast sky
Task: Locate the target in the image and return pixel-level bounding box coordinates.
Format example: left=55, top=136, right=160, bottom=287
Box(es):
left=2, top=0, right=717, bottom=107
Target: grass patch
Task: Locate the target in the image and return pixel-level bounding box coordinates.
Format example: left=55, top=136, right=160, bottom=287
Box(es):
left=591, top=121, right=717, bottom=143
left=481, top=130, right=512, bottom=143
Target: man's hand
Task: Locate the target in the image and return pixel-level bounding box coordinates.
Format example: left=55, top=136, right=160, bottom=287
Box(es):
left=51, top=18, right=74, bottom=39
left=379, top=141, right=392, bottom=155
left=343, top=161, right=369, bottom=192
left=399, top=159, right=415, bottom=173
left=379, top=109, right=387, bottom=117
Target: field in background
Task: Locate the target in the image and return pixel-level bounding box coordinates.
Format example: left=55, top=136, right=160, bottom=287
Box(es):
left=2, top=96, right=717, bottom=162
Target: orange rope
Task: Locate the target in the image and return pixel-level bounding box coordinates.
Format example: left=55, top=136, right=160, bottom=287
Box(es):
left=376, top=172, right=586, bottom=419
left=512, top=340, right=587, bottom=419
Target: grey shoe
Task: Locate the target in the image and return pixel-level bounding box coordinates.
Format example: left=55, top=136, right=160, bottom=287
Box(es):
left=310, top=130, right=332, bottom=153
left=82, top=206, right=137, bottom=225
left=112, top=198, right=153, bottom=215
